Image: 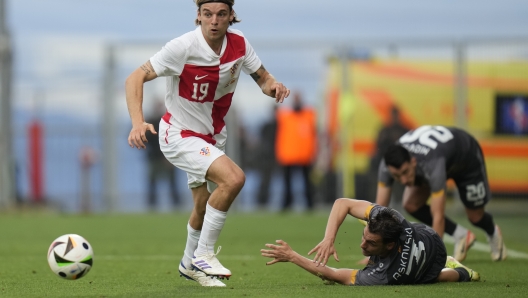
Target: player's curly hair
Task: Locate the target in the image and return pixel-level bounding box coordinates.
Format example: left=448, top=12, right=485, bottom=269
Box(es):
left=383, top=144, right=411, bottom=169
left=194, top=0, right=241, bottom=26
left=368, top=208, right=403, bottom=244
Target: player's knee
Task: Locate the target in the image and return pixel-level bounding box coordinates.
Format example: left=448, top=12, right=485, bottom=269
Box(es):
left=403, top=201, right=419, bottom=213
left=228, top=170, right=245, bottom=193
left=216, top=168, right=245, bottom=197
left=466, top=208, right=485, bottom=224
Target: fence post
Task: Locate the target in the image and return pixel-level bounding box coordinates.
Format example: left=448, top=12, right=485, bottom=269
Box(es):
left=454, top=41, right=468, bottom=129
left=0, top=0, right=14, bottom=209
left=101, top=44, right=118, bottom=212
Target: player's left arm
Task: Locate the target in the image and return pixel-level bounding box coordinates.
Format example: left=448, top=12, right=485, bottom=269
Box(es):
left=261, top=240, right=355, bottom=285
left=429, top=189, right=446, bottom=238
left=427, top=159, right=448, bottom=238
left=250, top=64, right=290, bottom=103
left=308, top=199, right=373, bottom=266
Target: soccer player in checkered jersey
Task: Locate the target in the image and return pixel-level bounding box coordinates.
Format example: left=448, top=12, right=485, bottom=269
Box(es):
left=125, top=0, right=290, bottom=287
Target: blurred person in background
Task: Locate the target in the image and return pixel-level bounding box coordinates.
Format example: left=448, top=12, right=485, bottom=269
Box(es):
left=255, top=105, right=278, bottom=209
left=377, top=125, right=506, bottom=262
left=15, top=163, right=23, bottom=205
left=145, top=100, right=180, bottom=211
left=275, top=92, right=317, bottom=212
left=261, top=199, right=480, bottom=285
left=125, top=0, right=290, bottom=287
left=367, top=106, right=410, bottom=209
left=311, top=132, right=338, bottom=206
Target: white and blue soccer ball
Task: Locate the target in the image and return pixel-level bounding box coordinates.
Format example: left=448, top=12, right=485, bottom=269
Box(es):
left=47, top=234, right=94, bottom=280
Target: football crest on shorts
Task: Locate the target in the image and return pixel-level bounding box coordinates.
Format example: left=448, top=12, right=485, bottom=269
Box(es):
left=199, top=147, right=210, bottom=156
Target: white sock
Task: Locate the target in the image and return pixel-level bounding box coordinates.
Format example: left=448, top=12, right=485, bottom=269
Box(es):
left=182, top=223, right=201, bottom=268
left=453, top=225, right=469, bottom=240
left=195, top=203, right=227, bottom=256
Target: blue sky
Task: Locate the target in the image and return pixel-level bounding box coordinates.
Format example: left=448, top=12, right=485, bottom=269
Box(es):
left=9, top=0, right=528, bottom=38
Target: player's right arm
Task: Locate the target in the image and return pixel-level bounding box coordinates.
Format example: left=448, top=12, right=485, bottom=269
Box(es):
left=375, top=182, right=392, bottom=206
left=308, top=199, right=373, bottom=266
left=125, top=61, right=158, bottom=149
left=376, top=159, right=393, bottom=206
left=261, top=240, right=356, bottom=285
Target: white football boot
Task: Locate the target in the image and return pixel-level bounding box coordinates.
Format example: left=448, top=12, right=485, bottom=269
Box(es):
left=487, top=225, right=507, bottom=261
left=192, top=246, right=232, bottom=279
left=453, top=230, right=476, bottom=262
left=178, top=261, right=226, bottom=287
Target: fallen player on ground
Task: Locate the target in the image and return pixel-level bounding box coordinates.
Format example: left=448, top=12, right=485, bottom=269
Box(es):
left=261, top=199, right=480, bottom=285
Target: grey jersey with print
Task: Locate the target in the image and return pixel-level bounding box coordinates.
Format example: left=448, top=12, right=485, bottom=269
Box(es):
left=354, top=205, right=444, bottom=285
left=378, top=125, right=477, bottom=193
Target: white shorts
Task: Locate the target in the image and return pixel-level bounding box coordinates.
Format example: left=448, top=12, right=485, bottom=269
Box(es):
left=159, top=119, right=225, bottom=190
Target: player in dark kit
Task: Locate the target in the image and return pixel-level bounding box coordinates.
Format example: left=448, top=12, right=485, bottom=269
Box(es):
left=377, top=125, right=506, bottom=262
left=261, top=199, right=479, bottom=285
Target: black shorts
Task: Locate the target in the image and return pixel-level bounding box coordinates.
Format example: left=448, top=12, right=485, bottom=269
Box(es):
left=452, top=138, right=491, bottom=209
left=418, top=229, right=447, bottom=284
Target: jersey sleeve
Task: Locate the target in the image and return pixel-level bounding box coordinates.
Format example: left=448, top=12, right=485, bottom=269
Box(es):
left=425, top=157, right=447, bottom=193
left=150, top=37, right=190, bottom=77
left=241, top=37, right=262, bottom=74
left=377, top=159, right=394, bottom=187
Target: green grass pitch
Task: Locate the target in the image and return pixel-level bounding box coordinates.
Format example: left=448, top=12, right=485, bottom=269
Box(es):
left=0, top=211, right=527, bottom=297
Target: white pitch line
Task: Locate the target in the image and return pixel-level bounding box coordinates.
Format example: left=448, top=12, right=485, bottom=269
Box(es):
left=443, top=236, right=528, bottom=259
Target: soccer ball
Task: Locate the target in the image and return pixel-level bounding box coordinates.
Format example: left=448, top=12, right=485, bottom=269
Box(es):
left=47, top=234, right=94, bottom=280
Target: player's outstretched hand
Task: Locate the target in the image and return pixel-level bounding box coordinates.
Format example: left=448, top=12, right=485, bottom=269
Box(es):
left=308, top=238, right=339, bottom=267
left=128, top=122, right=156, bottom=149
left=270, top=82, right=290, bottom=103
left=261, top=240, right=294, bottom=265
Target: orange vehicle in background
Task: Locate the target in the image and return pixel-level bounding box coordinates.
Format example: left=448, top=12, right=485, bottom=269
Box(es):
left=324, top=58, right=528, bottom=198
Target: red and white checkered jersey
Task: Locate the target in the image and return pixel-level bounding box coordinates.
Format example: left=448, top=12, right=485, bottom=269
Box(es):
left=150, top=27, right=262, bottom=148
